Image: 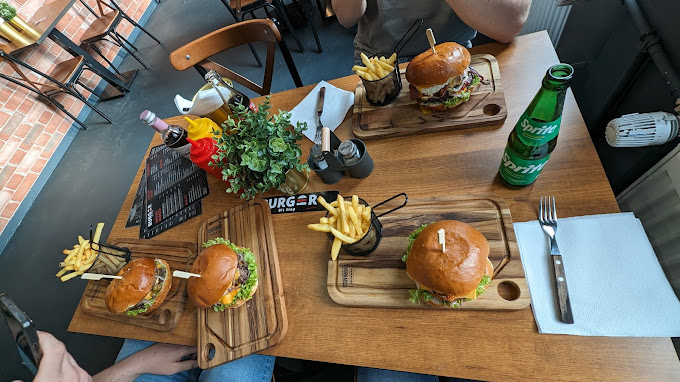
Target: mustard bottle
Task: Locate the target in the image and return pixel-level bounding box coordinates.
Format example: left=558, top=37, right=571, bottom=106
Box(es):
left=184, top=116, right=222, bottom=141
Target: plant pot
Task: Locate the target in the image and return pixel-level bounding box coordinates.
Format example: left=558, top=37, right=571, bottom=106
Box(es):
left=277, top=167, right=309, bottom=195
left=8, top=16, right=41, bottom=40
left=0, top=18, right=31, bottom=46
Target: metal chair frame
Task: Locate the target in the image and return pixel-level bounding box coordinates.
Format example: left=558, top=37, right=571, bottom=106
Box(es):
left=0, top=50, right=113, bottom=130
left=221, top=0, right=322, bottom=67
left=78, top=0, right=161, bottom=71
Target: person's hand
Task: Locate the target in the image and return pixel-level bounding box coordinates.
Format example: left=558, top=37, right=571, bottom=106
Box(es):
left=123, top=343, right=198, bottom=376
left=33, top=331, right=91, bottom=382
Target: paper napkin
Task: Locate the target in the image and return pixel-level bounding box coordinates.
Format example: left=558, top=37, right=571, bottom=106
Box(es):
left=174, top=88, right=224, bottom=116
left=514, top=212, right=680, bottom=336
left=289, top=81, right=354, bottom=142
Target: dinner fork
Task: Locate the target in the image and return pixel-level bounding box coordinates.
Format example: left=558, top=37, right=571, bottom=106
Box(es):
left=539, top=196, right=574, bottom=324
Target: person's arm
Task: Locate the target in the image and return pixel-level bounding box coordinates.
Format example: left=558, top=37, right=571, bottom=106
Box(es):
left=92, top=343, right=198, bottom=382
left=445, top=0, right=531, bottom=43
left=331, top=0, right=367, bottom=28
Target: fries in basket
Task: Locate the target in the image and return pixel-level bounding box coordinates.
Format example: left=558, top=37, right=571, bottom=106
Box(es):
left=307, top=194, right=372, bottom=261
left=56, top=223, right=109, bottom=281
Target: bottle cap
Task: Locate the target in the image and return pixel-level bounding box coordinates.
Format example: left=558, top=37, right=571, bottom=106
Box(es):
left=140, top=110, right=168, bottom=133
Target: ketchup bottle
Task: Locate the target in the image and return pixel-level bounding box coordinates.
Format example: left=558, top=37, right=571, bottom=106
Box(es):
left=187, top=138, right=223, bottom=180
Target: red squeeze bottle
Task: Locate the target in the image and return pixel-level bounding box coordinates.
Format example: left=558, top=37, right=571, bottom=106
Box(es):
left=187, top=138, right=223, bottom=180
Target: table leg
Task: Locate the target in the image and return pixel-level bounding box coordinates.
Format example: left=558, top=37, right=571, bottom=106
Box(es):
left=48, top=29, right=138, bottom=100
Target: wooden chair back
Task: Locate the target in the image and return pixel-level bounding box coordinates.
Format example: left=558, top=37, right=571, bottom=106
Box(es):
left=169, top=19, right=281, bottom=96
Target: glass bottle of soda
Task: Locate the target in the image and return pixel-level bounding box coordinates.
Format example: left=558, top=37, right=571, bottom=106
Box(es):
left=204, top=70, right=258, bottom=115
left=498, top=64, right=574, bottom=188
left=140, top=110, right=192, bottom=159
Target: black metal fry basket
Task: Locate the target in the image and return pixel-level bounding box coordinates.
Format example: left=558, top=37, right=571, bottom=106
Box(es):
left=87, top=226, right=131, bottom=275
left=360, top=19, right=423, bottom=106
left=326, top=193, right=408, bottom=256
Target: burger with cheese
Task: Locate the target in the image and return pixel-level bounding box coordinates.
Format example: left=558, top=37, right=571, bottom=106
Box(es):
left=402, top=220, right=493, bottom=308
left=406, top=42, right=484, bottom=113
left=187, top=238, right=258, bottom=311
left=105, top=257, right=172, bottom=316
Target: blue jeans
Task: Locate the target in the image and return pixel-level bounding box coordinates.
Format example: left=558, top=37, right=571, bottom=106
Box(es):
left=115, top=339, right=275, bottom=382
left=357, top=367, right=478, bottom=382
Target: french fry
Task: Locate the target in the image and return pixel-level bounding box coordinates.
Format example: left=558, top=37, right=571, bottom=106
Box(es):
left=337, top=195, right=350, bottom=234
left=356, top=70, right=370, bottom=81
left=60, top=270, right=85, bottom=282
left=55, top=267, right=73, bottom=277
left=318, top=196, right=337, bottom=215
left=62, top=249, right=70, bottom=255
left=352, top=65, right=368, bottom=72
left=78, top=235, right=85, bottom=245
left=387, top=52, right=397, bottom=64
left=63, top=247, right=79, bottom=263
left=348, top=220, right=356, bottom=238
left=92, top=222, right=104, bottom=251
left=330, top=200, right=339, bottom=207
left=347, top=207, right=362, bottom=235
left=328, top=216, right=337, bottom=225
left=360, top=53, right=376, bottom=73
left=362, top=206, right=372, bottom=221
left=319, top=217, right=329, bottom=224
left=374, top=64, right=386, bottom=78
left=361, top=219, right=370, bottom=232
left=330, top=227, right=358, bottom=244
left=376, top=59, right=394, bottom=72
left=352, top=195, right=359, bottom=210
left=331, top=237, right=342, bottom=261
left=307, top=223, right=332, bottom=233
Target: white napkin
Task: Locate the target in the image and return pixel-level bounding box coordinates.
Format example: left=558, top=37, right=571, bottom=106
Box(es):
left=174, top=88, right=224, bottom=116
left=514, top=212, right=680, bottom=336
left=289, top=81, right=354, bottom=142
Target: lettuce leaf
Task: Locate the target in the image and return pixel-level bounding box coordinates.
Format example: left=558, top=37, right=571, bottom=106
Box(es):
left=402, top=224, right=429, bottom=262
left=408, top=274, right=492, bottom=309
left=204, top=238, right=259, bottom=312
left=126, top=304, right=150, bottom=316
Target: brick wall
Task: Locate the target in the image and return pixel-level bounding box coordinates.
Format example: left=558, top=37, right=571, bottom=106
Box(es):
left=0, top=0, right=153, bottom=235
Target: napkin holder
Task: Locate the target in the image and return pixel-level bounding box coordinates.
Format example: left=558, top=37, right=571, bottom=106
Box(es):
left=307, top=128, right=373, bottom=184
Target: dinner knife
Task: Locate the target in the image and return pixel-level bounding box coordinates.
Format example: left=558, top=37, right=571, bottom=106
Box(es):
left=314, top=86, right=326, bottom=144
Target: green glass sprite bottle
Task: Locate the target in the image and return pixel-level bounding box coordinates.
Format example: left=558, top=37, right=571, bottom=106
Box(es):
left=499, top=63, right=574, bottom=188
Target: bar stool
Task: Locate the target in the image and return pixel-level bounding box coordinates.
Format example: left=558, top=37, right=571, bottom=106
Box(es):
left=78, top=0, right=161, bottom=73
left=0, top=47, right=112, bottom=130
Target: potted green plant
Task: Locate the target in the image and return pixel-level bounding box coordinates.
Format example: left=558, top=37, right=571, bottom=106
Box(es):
left=211, top=97, right=309, bottom=199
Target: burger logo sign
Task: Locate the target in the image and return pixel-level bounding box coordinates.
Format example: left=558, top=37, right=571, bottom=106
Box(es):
left=264, top=191, right=339, bottom=214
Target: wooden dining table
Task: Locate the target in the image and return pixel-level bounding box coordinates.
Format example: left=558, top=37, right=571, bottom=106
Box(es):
left=68, top=31, right=680, bottom=380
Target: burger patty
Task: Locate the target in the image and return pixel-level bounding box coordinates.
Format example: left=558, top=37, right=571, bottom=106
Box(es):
left=409, top=66, right=484, bottom=103
left=225, top=253, right=250, bottom=293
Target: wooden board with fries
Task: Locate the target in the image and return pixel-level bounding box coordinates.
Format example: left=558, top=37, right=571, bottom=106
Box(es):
left=78, top=239, right=197, bottom=332
left=196, top=198, right=287, bottom=369
left=326, top=195, right=530, bottom=311
left=352, top=54, right=508, bottom=140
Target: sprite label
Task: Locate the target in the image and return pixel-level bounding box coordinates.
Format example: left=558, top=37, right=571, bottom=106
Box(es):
left=515, top=112, right=561, bottom=146
left=499, top=147, right=550, bottom=186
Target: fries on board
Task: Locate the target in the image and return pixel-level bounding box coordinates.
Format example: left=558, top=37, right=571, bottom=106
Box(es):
left=307, top=194, right=372, bottom=261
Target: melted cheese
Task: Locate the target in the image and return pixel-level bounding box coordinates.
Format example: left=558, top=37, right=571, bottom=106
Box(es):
left=463, top=288, right=477, bottom=300
left=220, top=288, right=239, bottom=305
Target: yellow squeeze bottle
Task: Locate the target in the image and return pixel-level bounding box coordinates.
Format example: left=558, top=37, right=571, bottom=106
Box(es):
left=184, top=116, right=222, bottom=140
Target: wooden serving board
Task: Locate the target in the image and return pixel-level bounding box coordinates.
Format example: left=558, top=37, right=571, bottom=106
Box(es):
left=196, top=198, right=287, bottom=369
left=352, top=54, right=507, bottom=140
left=80, top=239, right=197, bottom=331
left=327, top=195, right=530, bottom=310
